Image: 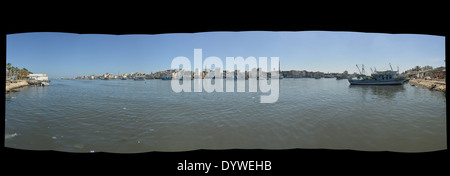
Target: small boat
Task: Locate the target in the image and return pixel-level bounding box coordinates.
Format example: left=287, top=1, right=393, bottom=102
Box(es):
left=121, top=77, right=127, bottom=80
left=161, top=75, right=172, bottom=80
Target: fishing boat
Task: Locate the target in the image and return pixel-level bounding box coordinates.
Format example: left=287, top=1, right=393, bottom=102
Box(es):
left=348, top=64, right=406, bottom=85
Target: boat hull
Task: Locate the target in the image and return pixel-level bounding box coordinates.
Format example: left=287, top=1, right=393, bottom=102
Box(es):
left=348, top=79, right=405, bottom=85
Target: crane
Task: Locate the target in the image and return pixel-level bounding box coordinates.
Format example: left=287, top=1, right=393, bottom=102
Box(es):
left=356, top=64, right=362, bottom=75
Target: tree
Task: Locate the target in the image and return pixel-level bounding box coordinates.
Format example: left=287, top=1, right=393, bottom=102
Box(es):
left=19, top=68, right=30, bottom=79
left=6, top=63, right=33, bottom=80
left=13, top=67, right=21, bottom=80
left=12, top=66, right=18, bottom=80
left=414, top=66, right=421, bottom=71
left=6, top=62, right=12, bottom=77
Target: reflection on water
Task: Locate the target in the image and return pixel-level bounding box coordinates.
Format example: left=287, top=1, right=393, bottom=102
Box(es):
left=349, top=85, right=405, bottom=99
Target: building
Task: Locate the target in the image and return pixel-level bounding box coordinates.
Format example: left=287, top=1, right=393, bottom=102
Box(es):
left=403, top=65, right=445, bottom=80
left=421, top=66, right=446, bottom=80
left=27, top=74, right=49, bottom=85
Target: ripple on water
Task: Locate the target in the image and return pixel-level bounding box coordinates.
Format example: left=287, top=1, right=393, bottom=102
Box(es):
left=4, top=79, right=447, bottom=153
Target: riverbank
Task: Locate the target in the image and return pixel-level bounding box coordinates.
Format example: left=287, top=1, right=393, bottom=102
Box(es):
left=5, top=80, right=29, bottom=93
left=409, top=79, right=446, bottom=92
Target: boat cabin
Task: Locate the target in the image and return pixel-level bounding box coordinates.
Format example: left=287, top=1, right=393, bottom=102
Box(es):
left=371, top=71, right=398, bottom=81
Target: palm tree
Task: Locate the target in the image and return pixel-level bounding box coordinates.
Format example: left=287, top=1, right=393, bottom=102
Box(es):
left=18, top=68, right=23, bottom=80
left=12, top=66, right=18, bottom=80
left=13, top=67, right=20, bottom=80
left=6, top=63, right=33, bottom=80
left=6, top=62, right=12, bottom=77
left=21, top=68, right=30, bottom=79
left=414, top=66, right=421, bottom=71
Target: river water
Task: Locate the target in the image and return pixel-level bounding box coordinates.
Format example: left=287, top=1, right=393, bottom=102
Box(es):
left=4, top=78, right=446, bottom=153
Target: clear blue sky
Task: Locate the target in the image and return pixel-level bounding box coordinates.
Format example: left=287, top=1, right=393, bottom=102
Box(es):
left=7, top=31, right=445, bottom=79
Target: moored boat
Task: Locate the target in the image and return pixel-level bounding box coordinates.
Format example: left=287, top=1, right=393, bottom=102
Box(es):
left=161, top=75, right=172, bottom=80
left=348, top=64, right=406, bottom=85
left=348, top=78, right=405, bottom=85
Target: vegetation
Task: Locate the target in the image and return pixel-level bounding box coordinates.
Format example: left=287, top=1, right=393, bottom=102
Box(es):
left=5, top=62, right=33, bottom=80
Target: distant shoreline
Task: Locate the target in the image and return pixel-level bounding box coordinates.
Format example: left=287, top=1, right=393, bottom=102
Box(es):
left=6, top=78, right=446, bottom=93
left=5, top=80, right=29, bottom=93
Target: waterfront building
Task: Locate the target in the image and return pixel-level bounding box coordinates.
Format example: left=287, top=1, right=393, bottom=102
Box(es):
left=26, top=74, right=49, bottom=85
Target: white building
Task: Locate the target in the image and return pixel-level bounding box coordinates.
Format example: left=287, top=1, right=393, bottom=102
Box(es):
left=27, top=74, right=49, bottom=81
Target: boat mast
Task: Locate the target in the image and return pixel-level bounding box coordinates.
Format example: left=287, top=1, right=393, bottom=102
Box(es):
left=389, top=63, right=393, bottom=71
left=362, top=64, right=366, bottom=75
left=356, top=64, right=362, bottom=75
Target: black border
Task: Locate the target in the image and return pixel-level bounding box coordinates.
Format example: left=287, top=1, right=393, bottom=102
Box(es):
left=3, top=5, right=448, bottom=175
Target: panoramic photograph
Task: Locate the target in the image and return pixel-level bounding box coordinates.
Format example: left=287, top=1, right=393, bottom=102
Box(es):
left=5, top=31, right=446, bottom=153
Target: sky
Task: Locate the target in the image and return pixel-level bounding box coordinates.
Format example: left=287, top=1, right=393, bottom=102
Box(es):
left=6, top=31, right=445, bottom=79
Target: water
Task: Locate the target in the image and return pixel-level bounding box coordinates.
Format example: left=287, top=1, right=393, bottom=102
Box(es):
left=5, top=79, right=446, bottom=153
